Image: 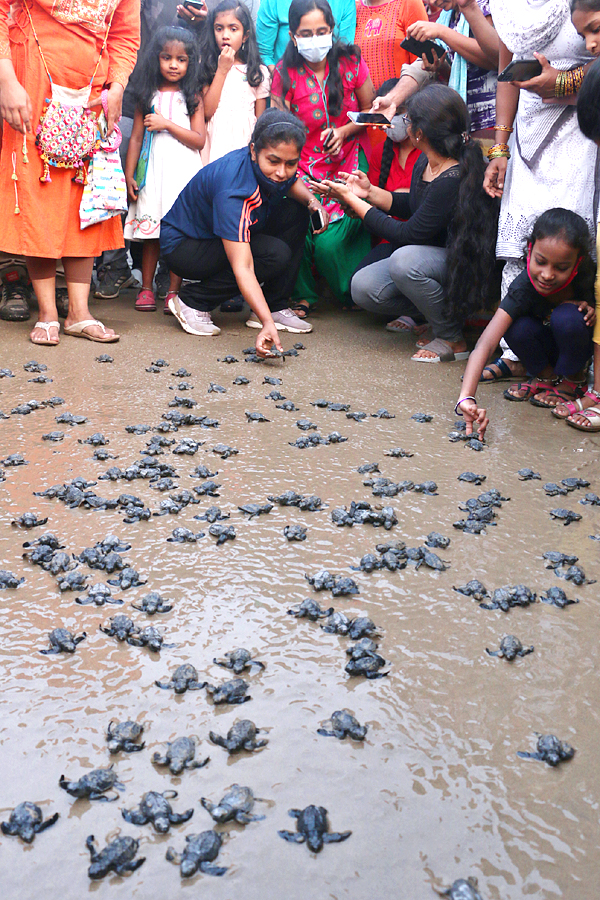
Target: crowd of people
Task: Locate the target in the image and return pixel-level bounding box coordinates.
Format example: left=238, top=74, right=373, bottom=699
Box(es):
left=0, top=0, right=600, bottom=432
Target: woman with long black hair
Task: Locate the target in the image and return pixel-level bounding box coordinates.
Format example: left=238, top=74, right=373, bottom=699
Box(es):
left=321, top=83, right=498, bottom=361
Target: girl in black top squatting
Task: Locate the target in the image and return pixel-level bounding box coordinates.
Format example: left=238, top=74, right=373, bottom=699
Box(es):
left=314, top=84, right=498, bottom=363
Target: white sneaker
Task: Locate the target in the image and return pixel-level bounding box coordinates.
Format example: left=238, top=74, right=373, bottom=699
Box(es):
left=246, top=309, right=313, bottom=334
left=168, top=295, right=221, bottom=335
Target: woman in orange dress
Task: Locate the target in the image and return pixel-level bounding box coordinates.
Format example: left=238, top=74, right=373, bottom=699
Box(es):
left=0, top=0, right=140, bottom=345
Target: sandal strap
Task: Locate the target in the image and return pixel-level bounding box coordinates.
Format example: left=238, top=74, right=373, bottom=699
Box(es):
left=34, top=320, right=59, bottom=332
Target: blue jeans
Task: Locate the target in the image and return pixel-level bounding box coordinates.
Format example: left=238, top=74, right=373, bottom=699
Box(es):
left=504, top=303, right=593, bottom=378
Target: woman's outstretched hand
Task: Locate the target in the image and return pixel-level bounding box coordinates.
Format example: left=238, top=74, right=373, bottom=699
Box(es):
left=256, top=320, right=283, bottom=358
left=458, top=398, right=489, bottom=441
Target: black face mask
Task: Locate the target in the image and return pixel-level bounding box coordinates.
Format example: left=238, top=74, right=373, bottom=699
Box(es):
left=251, top=158, right=297, bottom=196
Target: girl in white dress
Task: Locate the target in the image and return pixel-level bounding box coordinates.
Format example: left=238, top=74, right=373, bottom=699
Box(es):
left=124, top=26, right=205, bottom=312
left=199, top=1, right=271, bottom=165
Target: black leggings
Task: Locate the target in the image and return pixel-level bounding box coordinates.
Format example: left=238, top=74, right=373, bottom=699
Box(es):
left=163, top=198, right=309, bottom=313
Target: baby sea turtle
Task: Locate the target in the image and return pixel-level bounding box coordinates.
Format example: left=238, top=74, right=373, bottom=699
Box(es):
left=561, top=476, right=590, bottom=490
left=347, top=411, right=367, bottom=421
left=263, top=376, right=282, bottom=385
left=245, top=410, right=270, bottom=422
left=201, top=785, right=265, bottom=825
left=208, top=383, right=226, bottom=394
left=371, top=407, right=394, bottom=418
left=0, top=569, right=24, bottom=588
left=320, top=611, right=352, bottom=634
left=580, top=491, right=600, bottom=506
left=411, top=412, right=433, bottom=423
left=288, top=598, right=334, bottom=620
left=166, top=831, right=226, bottom=878
left=486, top=635, right=534, bottom=661
left=209, top=719, right=267, bottom=753
left=212, top=443, right=239, bottom=458
left=191, top=464, right=218, bottom=479
left=107, top=567, right=147, bottom=590
left=425, top=532, right=451, bottom=550
left=205, top=677, right=250, bottom=705
left=12, top=512, right=48, bottom=528
left=107, top=720, right=145, bottom=754
left=194, top=480, right=221, bottom=496
left=348, top=617, right=380, bottom=640
left=518, top=467, right=541, bottom=480
left=167, top=527, right=204, bottom=543
left=357, top=462, right=380, bottom=474
left=2, top=453, right=28, bottom=466
left=172, top=368, right=191, bottom=377
left=209, top=523, right=236, bottom=544
left=238, top=502, right=273, bottom=518
left=233, top=376, right=249, bottom=385
left=100, top=615, right=139, bottom=642
left=152, top=736, right=209, bottom=775
left=543, top=550, right=579, bottom=569
left=42, top=431, right=65, bottom=442
left=156, top=663, right=206, bottom=694
left=276, top=400, right=298, bottom=411
left=122, top=790, right=194, bottom=833
left=453, top=580, right=489, bottom=601
left=172, top=438, right=201, bottom=455
left=219, top=354, right=239, bottom=363
left=433, top=877, right=484, bottom=900
left=479, top=584, right=537, bottom=612
left=284, top=524, right=307, bottom=541
left=125, top=424, right=150, bottom=435
left=457, top=472, right=486, bottom=485
left=76, top=584, right=123, bottom=607
left=57, top=570, right=88, bottom=592
left=59, top=765, right=124, bottom=801
left=517, top=733, right=575, bottom=766
left=558, top=564, right=594, bottom=585
left=278, top=806, right=351, bottom=853
left=1, top=803, right=59, bottom=843
left=194, top=505, right=228, bottom=523
left=296, top=418, right=318, bottom=431
left=128, top=625, right=171, bottom=653
left=41, top=627, right=86, bottom=654
left=79, top=432, right=109, bottom=446
left=352, top=553, right=382, bottom=573
left=0, top=367, right=14, bottom=377
left=345, top=649, right=388, bottom=679
left=266, top=390, right=286, bottom=400
left=213, top=648, right=265, bottom=674
left=540, top=587, right=579, bottom=608
left=549, top=508, right=581, bottom=525
left=95, top=353, right=113, bottom=363
left=55, top=412, right=87, bottom=426
left=317, top=710, right=367, bottom=741
left=132, top=591, right=173, bottom=615
left=544, top=482, right=568, bottom=497
left=86, top=834, right=145, bottom=879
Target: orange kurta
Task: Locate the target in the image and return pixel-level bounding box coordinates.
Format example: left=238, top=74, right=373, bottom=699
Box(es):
left=0, top=0, right=139, bottom=258
left=355, top=0, right=428, bottom=89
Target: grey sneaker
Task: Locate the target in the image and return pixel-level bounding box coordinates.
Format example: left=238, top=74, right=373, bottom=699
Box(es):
left=246, top=308, right=313, bottom=333
left=94, top=267, right=140, bottom=299
left=0, top=278, right=31, bottom=321
left=168, top=295, right=221, bottom=335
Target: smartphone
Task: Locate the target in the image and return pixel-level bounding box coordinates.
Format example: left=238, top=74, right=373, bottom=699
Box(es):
left=498, top=59, right=542, bottom=82
left=400, top=36, right=445, bottom=65
left=323, top=129, right=334, bottom=150
left=177, top=0, right=204, bottom=19
left=347, top=111, right=391, bottom=127
left=310, top=208, right=326, bottom=232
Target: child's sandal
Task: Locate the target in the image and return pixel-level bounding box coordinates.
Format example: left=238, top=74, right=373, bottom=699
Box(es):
left=503, top=379, right=555, bottom=402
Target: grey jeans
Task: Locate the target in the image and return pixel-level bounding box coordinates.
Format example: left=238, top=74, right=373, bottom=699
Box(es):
left=351, top=244, right=463, bottom=343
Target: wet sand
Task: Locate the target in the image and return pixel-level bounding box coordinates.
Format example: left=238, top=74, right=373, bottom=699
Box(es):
left=0, top=298, right=599, bottom=899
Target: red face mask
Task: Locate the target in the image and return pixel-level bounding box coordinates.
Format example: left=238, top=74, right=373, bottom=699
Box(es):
left=526, top=243, right=582, bottom=295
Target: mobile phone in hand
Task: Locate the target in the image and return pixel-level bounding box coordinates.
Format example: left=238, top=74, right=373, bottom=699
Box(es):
left=400, top=36, right=444, bottom=65
left=178, top=1, right=205, bottom=20
left=347, top=111, right=391, bottom=127
left=497, top=59, right=543, bottom=82
left=310, top=207, right=326, bottom=232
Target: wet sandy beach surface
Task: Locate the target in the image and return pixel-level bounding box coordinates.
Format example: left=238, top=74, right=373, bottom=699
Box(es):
left=0, top=299, right=599, bottom=899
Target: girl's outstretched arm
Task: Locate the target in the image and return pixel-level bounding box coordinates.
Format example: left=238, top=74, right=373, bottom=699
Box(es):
left=143, top=94, right=205, bottom=150
left=456, top=308, right=513, bottom=439
left=124, top=107, right=145, bottom=202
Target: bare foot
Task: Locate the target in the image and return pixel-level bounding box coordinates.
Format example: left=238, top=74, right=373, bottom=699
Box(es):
left=30, top=321, right=59, bottom=345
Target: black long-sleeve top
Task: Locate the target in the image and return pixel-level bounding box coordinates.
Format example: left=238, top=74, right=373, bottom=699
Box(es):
left=363, top=154, right=460, bottom=248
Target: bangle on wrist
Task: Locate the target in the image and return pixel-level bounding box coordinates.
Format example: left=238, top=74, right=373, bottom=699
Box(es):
left=487, top=142, right=510, bottom=160
left=307, top=197, right=320, bottom=211
left=454, top=396, right=476, bottom=416
left=494, top=124, right=513, bottom=134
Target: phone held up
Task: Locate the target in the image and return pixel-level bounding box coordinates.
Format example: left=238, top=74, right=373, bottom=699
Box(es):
left=497, top=58, right=543, bottom=82
left=347, top=111, right=390, bottom=128
left=310, top=207, right=326, bottom=232
left=400, top=36, right=444, bottom=65
left=177, top=0, right=204, bottom=19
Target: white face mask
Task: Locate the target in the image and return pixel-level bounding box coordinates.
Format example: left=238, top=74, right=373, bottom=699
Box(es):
left=387, top=115, right=409, bottom=143
left=295, top=33, right=333, bottom=63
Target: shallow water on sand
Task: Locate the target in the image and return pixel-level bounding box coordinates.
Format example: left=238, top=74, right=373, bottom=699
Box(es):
left=0, top=302, right=599, bottom=899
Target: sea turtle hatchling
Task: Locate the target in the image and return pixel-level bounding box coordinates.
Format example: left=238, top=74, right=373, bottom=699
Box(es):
left=107, top=720, right=145, bottom=753
left=518, top=468, right=541, bottom=480
left=345, top=650, right=388, bottom=679
left=517, top=733, right=575, bottom=766
left=233, top=376, right=249, bottom=385
left=209, top=523, right=236, bottom=544
left=540, top=587, right=579, bottom=608
left=41, top=627, right=86, bottom=654
left=166, top=831, right=226, bottom=878
left=425, top=532, right=451, bottom=550
left=317, top=710, right=367, bottom=741
left=172, top=368, right=192, bottom=377
left=121, top=790, right=194, bottom=833
left=0, top=569, right=25, bottom=588
left=288, top=598, right=334, bottom=620
left=320, top=611, right=352, bottom=634
left=1, top=802, right=59, bottom=843
left=201, top=784, right=266, bottom=825
left=347, top=617, right=379, bottom=640
left=107, top=567, right=147, bottom=590
left=167, top=527, right=204, bottom=543
left=486, top=635, right=534, bottom=660
left=100, top=615, right=139, bottom=642
left=132, top=592, right=173, bottom=615
left=127, top=625, right=172, bottom=653
left=209, top=719, right=268, bottom=753
left=266, top=390, right=286, bottom=400
left=549, top=508, right=582, bottom=525
left=76, top=584, right=123, bottom=607
left=284, top=524, right=307, bottom=541
left=544, top=482, right=568, bottom=497
left=238, top=502, right=273, bottom=518
left=557, top=564, right=595, bottom=585
left=205, top=677, right=251, bottom=705
left=152, top=736, right=209, bottom=775
left=346, top=411, right=367, bottom=421
left=457, top=472, right=486, bottom=485
left=453, top=580, right=489, bottom=601
left=86, top=834, right=146, bottom=879
left=245, top=411, right=270, bottom=422
left=433, top=877, right=485, bottom=899
left=276, top=400, right=298, bottom=411
left=155, top=664, right=206, bottom=693
left=194, top=506, right=228, bottom=523
left=42, top=431, right=65, bottom=442
left=542, top=550, right=579, bottom=569
left=208, top=383, right=226, bottom=393
left=278, top=806, right=351, bottom=853
left=12, top=512, right=48, bottom=528
left=212, top=443, right=239, bottom=458
left=213, top=648, right=265, bottom=674
left=59, top=765, right=124, bottom=801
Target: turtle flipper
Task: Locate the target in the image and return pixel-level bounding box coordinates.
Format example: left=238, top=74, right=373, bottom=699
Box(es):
left=169, top=808, right=194, bottom=825
left=155, top=679, right=173, bottom=689
left=235, top=811, right=265, bottom=824
left=165, top=847, right=180, bottom=864
left=199, top=861, right=227, bottom=876
left=323, top=830, right=352, bottom=843
left=152, top=752, right=168, bottom=765
left=518, top=645, right=535, bottom=656
left=485, top=648, right=500, bottom=657
left=117, top=857, right=145, bottom=874
left=516, top=751, right=538, bottom=760
left=121, top=808, right=148, bottom=824
left=317, top=728, right=335, bottom=737
left=1, top=822, right=17, bottom=836
left=37, top=812, right=59, bottom=832
left=209, top=732, right=227, bottom=748
left=278, top=830, right=305, bottom=843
